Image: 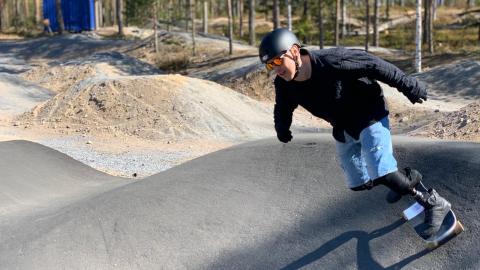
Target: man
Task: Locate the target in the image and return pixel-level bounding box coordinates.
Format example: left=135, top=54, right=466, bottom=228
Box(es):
left=259, top=28, right=451, bottom=239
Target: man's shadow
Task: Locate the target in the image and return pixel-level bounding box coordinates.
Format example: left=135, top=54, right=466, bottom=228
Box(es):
left=280, top=218, right=431, bottom=270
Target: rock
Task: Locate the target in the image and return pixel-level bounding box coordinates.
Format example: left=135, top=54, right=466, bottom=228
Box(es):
left=86, top=141, right=92, bottom=144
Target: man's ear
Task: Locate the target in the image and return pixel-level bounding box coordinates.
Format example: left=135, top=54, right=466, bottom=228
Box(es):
left=292, top=45, right=300, bottom=56
left=289, top=45, right=299, bottom=60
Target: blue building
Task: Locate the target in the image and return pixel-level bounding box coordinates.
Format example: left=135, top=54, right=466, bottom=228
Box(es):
left=43, top=0, right=96, bottom=32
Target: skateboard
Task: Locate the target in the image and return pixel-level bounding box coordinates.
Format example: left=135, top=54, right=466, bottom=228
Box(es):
left=400, top=181, right=464, bottom=250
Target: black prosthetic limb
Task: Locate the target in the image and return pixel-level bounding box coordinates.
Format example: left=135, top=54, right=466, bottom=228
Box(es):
left=384, top=168, right=423, bottom=203
left=380, top=171, right=452, bottom=239
left=350, top=167, right=422, bottom=196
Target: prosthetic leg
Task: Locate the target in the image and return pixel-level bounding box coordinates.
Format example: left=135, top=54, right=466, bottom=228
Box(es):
left=352, top=168, right=454, bottom=240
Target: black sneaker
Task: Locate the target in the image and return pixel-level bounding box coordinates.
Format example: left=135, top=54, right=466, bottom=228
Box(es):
left=419, top=189, right=452, bottom=240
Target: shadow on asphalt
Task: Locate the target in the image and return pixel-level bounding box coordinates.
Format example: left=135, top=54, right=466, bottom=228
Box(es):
left=279, top=218, right=432, bottom=270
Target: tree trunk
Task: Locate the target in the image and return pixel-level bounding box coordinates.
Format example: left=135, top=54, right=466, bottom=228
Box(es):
left=185, top=0, right=189, bottom=32
left=239, top=0, right=243, bottom=36
left=318, top=0, right=324, bottom=49
left=248, top=0, right=255, bottom=45
left=335, top=0, right=339, bottom=45
left=154, top=1, right=158, bottom=53
left=116, top=0, right=123, bottom=36
left=428, top=0, right=434, bottom=54
left=112, top=0, right=116, bottom=25
left=423, top=0, right=428, bottom=44
left=0, top=0, right=4, bottom=31
left=95, top=0, right=103, bottom=29
left=168, top=0, right=172, bottom=31
left=55, top=0, right=64, bottom=34
left=478, top=22, right=479, bottom=46
left=2, top=0, right=10, bottom=30
left=386, top=0, right=390, bottom=20
left=467, top=0, right=474, bottom=8
left=415, top=0, right=422, bottom=72
left=303, top=0, right=308, bottom=19
left=273, top=0, right=280, bottom=29
left=34, top=0, right=41, bottom=24
left=14, top=0, right=20, bottom=29
left=365, top=0, right=369, bottom=51
left=190, top=0, right=196, bottom=56
left=23, top=0, right=29, bottom=21
left=286, top=0, right=292, bottom=31
left=373, top=0, right=379, bottom=46
left=341, top=0, right=346, bottom=38
left=227, top=0, right=233, bottom=55
left=203, top=0, right=208, bottom=33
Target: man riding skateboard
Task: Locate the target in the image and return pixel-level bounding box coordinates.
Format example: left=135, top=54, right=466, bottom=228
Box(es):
left=259, top=28, right=451, bottom=240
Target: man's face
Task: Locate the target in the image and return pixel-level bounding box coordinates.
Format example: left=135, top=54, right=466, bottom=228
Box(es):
left=267, top=47, right=298, bottom=81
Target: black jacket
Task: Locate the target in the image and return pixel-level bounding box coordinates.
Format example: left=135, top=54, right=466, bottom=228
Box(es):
left=274, top=47, right=427, bottom=142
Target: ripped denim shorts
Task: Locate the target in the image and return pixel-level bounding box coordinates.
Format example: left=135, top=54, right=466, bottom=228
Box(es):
left=335, top=117, right=398, bottom=189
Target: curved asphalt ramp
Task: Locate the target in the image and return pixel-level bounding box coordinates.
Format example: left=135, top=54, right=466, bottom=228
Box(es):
left=0, top=135, right=478, bottom=269
left=0, top=140, right=128, bottom=221
left=0, top=73, right=55, bottom=116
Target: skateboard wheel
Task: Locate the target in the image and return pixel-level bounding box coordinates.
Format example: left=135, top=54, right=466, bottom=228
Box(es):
left=454, top=221, right=465, bottom=235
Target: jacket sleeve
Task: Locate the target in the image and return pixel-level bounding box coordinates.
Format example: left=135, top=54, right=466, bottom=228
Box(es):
left=335, top=49, right=427, bottom=103
left=273, top=81, right=298, bottom=135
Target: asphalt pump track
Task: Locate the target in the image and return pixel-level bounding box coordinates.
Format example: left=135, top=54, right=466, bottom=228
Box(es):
left=0, top=134, right=478, bottom=269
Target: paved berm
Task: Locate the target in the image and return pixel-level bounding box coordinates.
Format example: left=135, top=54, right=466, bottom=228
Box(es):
left=0, top=135, right=478, bottom=269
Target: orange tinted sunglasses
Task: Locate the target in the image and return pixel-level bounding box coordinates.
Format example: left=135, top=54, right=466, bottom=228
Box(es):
left=266, top=53, right=286, bottom=70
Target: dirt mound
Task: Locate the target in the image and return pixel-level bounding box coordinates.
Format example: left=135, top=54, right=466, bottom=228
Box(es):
left=21, top=52, right=162, bottom=94
left=408, top=101, right=480, bottom=141
left=414, top=60, right=479, bottom=103
left=21, top=63, right=97, bottom=94
left=17, top=75, right=276, bottom=141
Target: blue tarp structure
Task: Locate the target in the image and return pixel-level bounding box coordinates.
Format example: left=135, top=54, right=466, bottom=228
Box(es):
left=43, top=0, right=96, bottom=32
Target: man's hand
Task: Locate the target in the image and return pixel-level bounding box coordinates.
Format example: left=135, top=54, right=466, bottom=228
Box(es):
left=408, top=93, right=427, bottom=104
left=277, top=130, right=293, bottom=143
left=407, top=86, right=428, bottom=104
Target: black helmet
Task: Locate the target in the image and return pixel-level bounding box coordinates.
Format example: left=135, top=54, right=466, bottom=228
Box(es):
left=259, top=28, right=301, bottom=63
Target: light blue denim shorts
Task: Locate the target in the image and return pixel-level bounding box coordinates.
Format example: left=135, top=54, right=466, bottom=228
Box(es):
left=335, top=117, right=398, bottom=189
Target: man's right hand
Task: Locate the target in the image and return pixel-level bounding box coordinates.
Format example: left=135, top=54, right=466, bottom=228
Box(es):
left=277, top=130, right=293, bottom=143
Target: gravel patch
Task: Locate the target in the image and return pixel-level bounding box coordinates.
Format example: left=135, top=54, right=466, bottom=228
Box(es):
left=37, top=136, right=193, bottom=178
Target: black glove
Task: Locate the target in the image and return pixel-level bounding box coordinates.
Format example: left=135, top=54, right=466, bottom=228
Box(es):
left=277, top=130, right=292, bottom=143
left=406, top=87, right=428, bottom=104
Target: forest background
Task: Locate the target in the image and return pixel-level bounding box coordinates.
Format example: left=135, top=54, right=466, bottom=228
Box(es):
left=0, top=0, right=478, bottom=60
